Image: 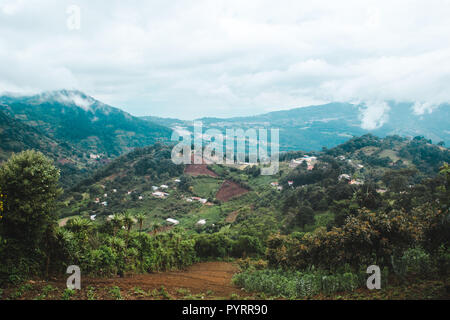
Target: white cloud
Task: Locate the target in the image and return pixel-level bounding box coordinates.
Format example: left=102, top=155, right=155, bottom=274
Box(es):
left=0, top=0, right=449, bottom=120
left=359, top=101, right=391, bottom=130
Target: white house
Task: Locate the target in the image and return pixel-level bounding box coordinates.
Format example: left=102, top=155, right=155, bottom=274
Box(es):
left=338, top=174, right=351, bottom=181
left=166, top=218, right=179, bottom=225
left=153, top=191, right=169, bottom=198
left=160, top=185, right=169, bottom=189
left=196, top=219, right=206, bottom=226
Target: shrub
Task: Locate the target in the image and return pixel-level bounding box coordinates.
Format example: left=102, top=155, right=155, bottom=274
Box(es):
left=397, top=247, right=434, bottom=276
left=232, top=269, right=366, bottom=298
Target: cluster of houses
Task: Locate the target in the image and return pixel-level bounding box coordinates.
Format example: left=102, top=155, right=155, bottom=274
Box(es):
left=289, top=155, right=318, bottom=170
left=270, top=181, right=283, bottom=191
left=338, top=174, right=364, bottom=185
left=270, top=180, right=295, bottom=191
left=94, top=197, right=108, bottom=207
left=185, top=196, right=213, bottom=205
left=165, top=218, right=207, bottom=227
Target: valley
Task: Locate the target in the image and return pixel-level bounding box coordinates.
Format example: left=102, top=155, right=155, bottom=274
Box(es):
left=0, top=91, right=449, bottom=301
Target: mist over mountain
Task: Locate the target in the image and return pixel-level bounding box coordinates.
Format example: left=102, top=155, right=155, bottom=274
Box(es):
left=1, top=90, right=448, bottom=156
left=0, top=90, right=172, bottom=157
left=145, top=101, right=449, bottom=151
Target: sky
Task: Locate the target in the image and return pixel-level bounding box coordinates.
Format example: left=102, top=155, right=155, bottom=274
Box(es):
left=1, top=0, right=450, bottom=121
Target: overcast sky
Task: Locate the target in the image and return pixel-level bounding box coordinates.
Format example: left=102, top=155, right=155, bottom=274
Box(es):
left=1, top=0, right=450, bottom=120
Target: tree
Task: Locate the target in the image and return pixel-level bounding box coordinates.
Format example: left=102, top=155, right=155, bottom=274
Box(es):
left=296, top=206, right=315, bottom=228
left=135, top=213, right=145, bottom=234
left=111, top=214, right=124, bottom=236
left=122, top=212, right=136, bottom=247
left=179, top=174, right=194, bottom=192
left=66, top=217, right=93, bottom=244
left=0, top=150, right=62, bottom=248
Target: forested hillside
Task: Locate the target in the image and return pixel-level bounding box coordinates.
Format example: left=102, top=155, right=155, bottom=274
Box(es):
left=0, top=134, right=448, bottom=299
left=0, top=90, right=172, bottom=157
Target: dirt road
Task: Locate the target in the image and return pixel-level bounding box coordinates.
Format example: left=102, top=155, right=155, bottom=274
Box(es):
left=84, top=261, right=243, bottom=299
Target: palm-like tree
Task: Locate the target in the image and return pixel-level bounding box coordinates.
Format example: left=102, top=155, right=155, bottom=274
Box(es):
left=111, top=214, right=124, bottom=236
left=135, top=213, right=145, bottom=234
left=122, top=212, right=136, bottom=233
left=122, top=212, right=136, bottom=247
left=65, top=217, right=93, bottom=254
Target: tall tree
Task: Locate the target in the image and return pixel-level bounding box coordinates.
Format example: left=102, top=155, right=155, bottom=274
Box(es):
left=0, top=150, right=62, bottom=248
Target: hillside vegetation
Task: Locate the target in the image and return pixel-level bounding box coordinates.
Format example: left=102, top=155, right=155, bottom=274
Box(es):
left=0, top=133, right=449, bottom=299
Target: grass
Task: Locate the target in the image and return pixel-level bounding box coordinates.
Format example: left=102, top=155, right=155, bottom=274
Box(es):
left=192, top=177, right=223, bottom=199
left=108, top=286, right=123, bottom=300
left=62, top=288, right=76, bottom=300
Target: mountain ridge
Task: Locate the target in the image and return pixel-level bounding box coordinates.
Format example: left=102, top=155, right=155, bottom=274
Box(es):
left=0, top=90, right=173, bottom=157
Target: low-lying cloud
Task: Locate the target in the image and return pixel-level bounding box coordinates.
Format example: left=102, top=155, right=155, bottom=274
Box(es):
left=0, top=0, right=449, bottom=120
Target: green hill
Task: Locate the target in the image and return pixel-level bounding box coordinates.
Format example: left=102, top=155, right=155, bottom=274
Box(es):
left=0, top=90, right=173, bottom=157
left=143, top=102, right=449, bottom=151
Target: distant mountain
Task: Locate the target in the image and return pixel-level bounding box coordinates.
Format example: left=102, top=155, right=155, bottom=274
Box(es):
left=142, top=102, right=449, bottom=151
left=0, top=90, right=172, bottom=157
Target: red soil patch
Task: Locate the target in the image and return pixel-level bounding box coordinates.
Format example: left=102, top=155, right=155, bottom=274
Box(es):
left=85, top=262, right=241, bottom=299
left=184, top=154, right=218, bottom=177
left=184, top=164, right=218, bottom=177
left=216, top=180, right=249, bottom=202
left=225, top=210, right=240, bottom=223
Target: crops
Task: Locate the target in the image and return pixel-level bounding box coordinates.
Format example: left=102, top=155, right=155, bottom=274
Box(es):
left=232, top=269, right=372, bottom=298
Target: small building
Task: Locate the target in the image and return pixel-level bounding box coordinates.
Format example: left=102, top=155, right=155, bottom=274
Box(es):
left=270, top=182, right=279, bottom=187
left=138, top=196, right=143, bottom=200
left=196, top=219, right=206, bottom=226
left=160, top=185, right=169, bottom=189
left=288, top=181, right=294, bottom=187
left=338, top=174, right=351, bottom=182
left=152, top=191, right=169, bottom=198
left=174, top=179, right=181, bottom=183
left=290, top=155, right=318, bottom=169
left=166, top=218, right=179, bottom=225
left=90, top=215, right=96, bottom=221
left=101, top=201, right=108, bottom=207
left=152, top=186, right=159, bottom=191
